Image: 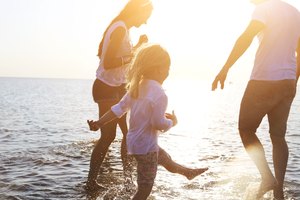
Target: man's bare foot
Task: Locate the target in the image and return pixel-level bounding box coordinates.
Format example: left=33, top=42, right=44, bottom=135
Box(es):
left=185, top=168, right=208, bottom=180
left=256, top=177, right=278, bottom=199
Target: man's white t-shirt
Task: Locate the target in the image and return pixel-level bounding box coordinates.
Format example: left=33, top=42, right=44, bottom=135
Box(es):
left=251, top=0, right=300, bottom=81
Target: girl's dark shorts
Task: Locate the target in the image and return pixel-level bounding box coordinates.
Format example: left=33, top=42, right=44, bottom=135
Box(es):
left=92, top=79, right=126, bottom=102
left=238, top=80, right=296, bottom=137
left=133, top=152, right=158, bottom=188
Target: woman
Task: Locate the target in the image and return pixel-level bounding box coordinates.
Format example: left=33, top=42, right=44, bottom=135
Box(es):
left=87, top=0, right=152, bottom=191
left=87, top=0, right=208, bottom=191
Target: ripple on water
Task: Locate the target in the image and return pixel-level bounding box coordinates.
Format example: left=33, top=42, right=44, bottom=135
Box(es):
left=1, top=132, right=300, bottom=199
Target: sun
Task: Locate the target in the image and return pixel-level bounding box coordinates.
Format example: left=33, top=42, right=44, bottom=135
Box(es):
left=129, top=0, right=254, bottom=80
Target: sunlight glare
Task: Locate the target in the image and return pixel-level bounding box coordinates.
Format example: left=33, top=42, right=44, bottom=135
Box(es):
left=132, top=0, right=254, bottom=80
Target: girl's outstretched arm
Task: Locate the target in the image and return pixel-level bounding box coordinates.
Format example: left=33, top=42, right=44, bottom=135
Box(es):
left=88, top=93, right=131, bottom=131
left=87, top=110, right=117, bottom=131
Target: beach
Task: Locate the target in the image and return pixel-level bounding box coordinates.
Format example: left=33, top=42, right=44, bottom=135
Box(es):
left=0, top=77, right=299, bottom=200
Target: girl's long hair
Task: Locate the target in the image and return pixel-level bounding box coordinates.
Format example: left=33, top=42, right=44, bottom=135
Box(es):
left=97, top=0, right=152, bottom=57
left=126, top=44, right=171, bottom=98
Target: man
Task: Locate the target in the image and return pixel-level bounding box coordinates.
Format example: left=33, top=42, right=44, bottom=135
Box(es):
left=212, top=0, right=300, bottom=199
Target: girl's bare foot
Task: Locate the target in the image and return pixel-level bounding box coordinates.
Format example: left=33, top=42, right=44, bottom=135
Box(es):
left=185, top=168, right=208, bottom=180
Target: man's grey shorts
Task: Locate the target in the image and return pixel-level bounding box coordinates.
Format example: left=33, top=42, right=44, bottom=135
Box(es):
left=238, top=80, right=296, bottom=137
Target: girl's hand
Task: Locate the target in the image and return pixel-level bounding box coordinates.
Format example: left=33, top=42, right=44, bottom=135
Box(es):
left=165, top=110, right=178, bottom=127
left=87, top=120, right=99, bottom=131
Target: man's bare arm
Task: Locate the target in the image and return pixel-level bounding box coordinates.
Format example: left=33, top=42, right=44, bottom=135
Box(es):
left=296, top=38, right=300, bottom=83
left=212, top=20, right=265, bottom=90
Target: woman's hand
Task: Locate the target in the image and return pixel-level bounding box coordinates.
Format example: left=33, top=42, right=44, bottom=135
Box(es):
left=165, top=110, right=177, bottom=127
left=138, top=34, right=148, bottom=45
left=133, top=34, right=149, bottom=52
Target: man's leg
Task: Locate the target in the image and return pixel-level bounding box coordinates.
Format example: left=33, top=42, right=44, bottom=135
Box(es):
left=239, top=130, right=277, bottom=196
left=238, top=81, right=278, bottom=198
left=268, top=87, right=295, bottom=199
left=270, top=135, right=288, bottom=199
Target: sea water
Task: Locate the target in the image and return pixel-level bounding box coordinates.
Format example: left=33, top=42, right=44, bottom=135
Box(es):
left=0, top=77, right=299, bottom=200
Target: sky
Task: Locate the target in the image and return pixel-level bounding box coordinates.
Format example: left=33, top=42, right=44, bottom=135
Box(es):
left=0, top=0, right=299, bottom=80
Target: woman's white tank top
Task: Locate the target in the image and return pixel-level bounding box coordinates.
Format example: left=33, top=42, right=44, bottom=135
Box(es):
left=96, top=21, right=132, bottom=86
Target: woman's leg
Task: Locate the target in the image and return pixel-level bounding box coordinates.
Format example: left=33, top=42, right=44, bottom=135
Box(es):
left=117, top=84, right=133, bottom=180
left=158, top=147, right=208, bottom=180
left=132, top=185, right=153, bottom=200
left=117, top=114, right=130, bottom=172
left=87, top=101, right=118, bottom=190
left=118, top=114, right=134, bottom=188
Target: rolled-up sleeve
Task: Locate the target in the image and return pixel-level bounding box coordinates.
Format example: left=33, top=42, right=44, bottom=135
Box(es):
left=111, top=93, right=131, bottom=118
left=151, top=94, right=173, bottom=132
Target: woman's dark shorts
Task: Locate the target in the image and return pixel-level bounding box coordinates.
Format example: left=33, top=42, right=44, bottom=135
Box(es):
left=238, top=80, right=296, bottom=137
left=92, top=79, right=126, bottom=102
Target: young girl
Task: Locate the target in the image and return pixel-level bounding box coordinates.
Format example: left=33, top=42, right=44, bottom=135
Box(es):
left=88, top=44, right=207, bottom=199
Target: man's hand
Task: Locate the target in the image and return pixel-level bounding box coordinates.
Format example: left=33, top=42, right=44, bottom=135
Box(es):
left=165, top=110, right=177, bottom=127
left=212, top=68, right=229, bottom=91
